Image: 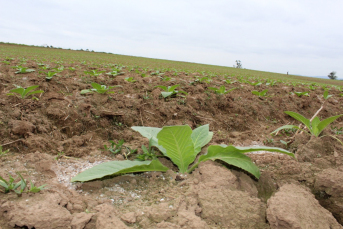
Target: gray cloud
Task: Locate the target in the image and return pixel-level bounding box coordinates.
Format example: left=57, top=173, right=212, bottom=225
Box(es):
left=1, top=0, right=342, bottom=78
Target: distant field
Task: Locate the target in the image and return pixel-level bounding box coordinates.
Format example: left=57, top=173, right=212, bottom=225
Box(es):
left=1, top=42, right=342, bottom=86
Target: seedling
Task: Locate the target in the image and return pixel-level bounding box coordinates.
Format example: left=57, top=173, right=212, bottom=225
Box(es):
left=13, top=66, right=35, bottom=74
left=72, top=124, right=294, bottom=182
left=0, top=145, right=9, bottom=156
left=84, top=70, right=105, bottom=76
left=68, top=67, right=76, bottom=71
left=7, top=85, right=44, bottom=99
left=331, top=126, right=343, bottom=135
left=2, top=60, right=10, bottom=65
left=293, top=91, right=309, bottom=97
left=252, top=89, right=268, bottom=97
left=266, top=80, right=277, bottom=86
left=27, top=180, right=47, bottom=193
left=106, top=70, right=124, bottom=77
left=52, top=66, right=64, bottom=73
left=271, top=111, right=343, bottom=142
left=159, top=76, right=172, bottom=82
left=45, top=71, right=57, bottom=80
left=124, top=77, right=137, bottom=83
left=208, top=85, right=236, bottom=95
left=155, top=84, right=188, bottom=98
left=80, top=82, right=122, bottom=94
left=247, top=81, right=262, bottom=86
left=223, top=79, right=236, bottom=84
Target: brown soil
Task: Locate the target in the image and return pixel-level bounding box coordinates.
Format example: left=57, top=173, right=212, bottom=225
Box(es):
left=1, top=58, right=343, bottom=228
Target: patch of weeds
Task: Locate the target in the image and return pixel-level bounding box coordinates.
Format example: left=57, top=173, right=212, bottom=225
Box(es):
left=0, top=145, right=9, bottom=156
left=0, top=172, right=47, bottom=195
left=103, top=139, right=137, bottom=159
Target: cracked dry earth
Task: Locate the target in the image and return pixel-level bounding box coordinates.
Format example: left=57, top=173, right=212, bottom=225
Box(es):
left=1, top=56, right=343, bottom=228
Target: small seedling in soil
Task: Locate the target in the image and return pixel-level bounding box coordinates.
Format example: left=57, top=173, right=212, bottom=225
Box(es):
left=155, top=84, right=188, bottom=98
left=124, top=77, right=137, bottom=83
left=0, top=145, right=9, bottom=156
left=293, top=91, right=309, bottom=97
left=72, top=124, right=294, bottom=182
left=252, top=89, right=268, bottom=97
left=331, top=126, right=343, bottom=135
left=247, top=81, right=262, bottom=86
left=84, top=69, right=105, bottom=76
left=106, top=70, right=124, bottom=77
left=271, top=111, right=343, bottom=144
left=45, top=71, right=57, bottom=80
left=208, top=85, right=236, bottom=95
left=7, top=85, right=44, bottom=99
left=13, top=65, right=35, bottom=74
left=80, top=82, right=122, bottom=94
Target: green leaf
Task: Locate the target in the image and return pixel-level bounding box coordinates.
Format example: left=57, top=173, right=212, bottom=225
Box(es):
left=191, top=124, right=213, bottom=154
left=131, top=126, right=162, bottom=149
left=71, top=160, right=168, bottom=182
left=284, top=111, right=311, bottom=131
left=252, top=91, right=259, bottom=96
left=198, top=145, right=295, bottom=178
left=317, top=114, right=343, bottom=137
left=27, top=90, right=44, bottom=96
left=80, top=89, right=93, bottom=94
left=161, top=91, right=174, bottom=98
left=168, top=84, right=180, bottom=92
left=271, top=125, right=303, bottom=135
left=91, top=82, right=102, bottom=90
left=198, top=145, right=261, bottom=178
left=157, top=125, right=195, bottom=173
left=155, top=85, right=168, bottom=91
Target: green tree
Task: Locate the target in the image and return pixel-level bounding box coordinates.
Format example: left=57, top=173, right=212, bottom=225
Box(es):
left=328, top=71, right=337, bottom=80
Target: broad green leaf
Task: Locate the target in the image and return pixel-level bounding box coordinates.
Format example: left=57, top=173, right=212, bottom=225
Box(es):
left=157, top=125, right=195, bottom=173
left=317, top=114, right=343, bottom=136
left=71, top=160, right=168, bottom=182
left=161, top=91, right=173, bottom=98
left=271, top=125, right=303, bottom=135
left=311, top=117, right=321, bottom=136
left=284, top=111, right=311, bottom=131
left=168, top=84, right=179, bottom=92
left=131, top=126, right=161, bottom=146
left=10, top=88, right=25, bottom=96
left=198, top=145, right=261, bottom=178
left=191, top=124, right=213, bottom=154
left=252, top=91, right=259, bottom=96
left=80, top=89, right=92, bottom=94
left=208, top=87, right=218, bottom=92
left=199, top=145, right=295, bottom=178
left=155, top=85, right=168, bottom=91
left=91, top=82, right=102, bottom=90
left=27, top=90, right=44, bottom=96
left=25, top=85, right=40, bottom=92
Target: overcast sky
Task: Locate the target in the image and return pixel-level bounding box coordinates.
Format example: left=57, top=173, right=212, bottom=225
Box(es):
left=1, top=0, right=342, bottom=78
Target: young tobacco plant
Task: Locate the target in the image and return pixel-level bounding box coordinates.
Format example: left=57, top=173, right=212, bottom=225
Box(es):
left=84, top=70, right=105, bottom=76
left=155, top=84, right=188, bottom=98
left=0, top=172, right=46, bottom=194
left=271, top=111, right=343, bottom=140
left=71, top=124, right=294, bottom=182
left=252, top=89, right=268, bottom=97
left=80, top=82, right=122, bottom=94
left=13, top=66, right=35, bottom=74
left=293, top=91, right=309, bottom=97
left=7, top=85, right=44, bottom=99
left=208, top=85, right=236, bottom=95
left=45, top=71, right=57, bottom=80
left=124, top=77, right=137, bottom=83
